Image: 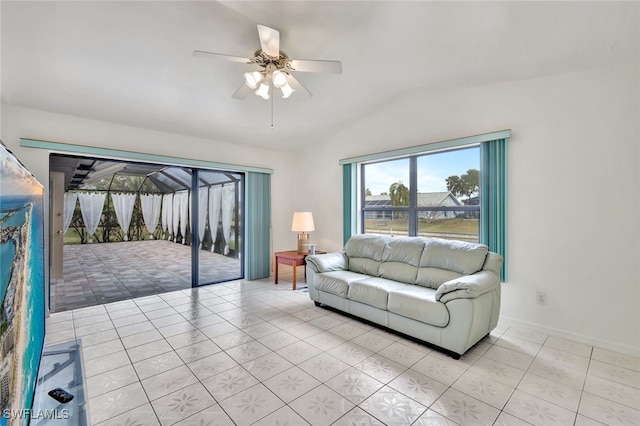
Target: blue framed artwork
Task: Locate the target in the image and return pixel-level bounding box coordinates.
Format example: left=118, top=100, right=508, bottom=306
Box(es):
left=0, top=141, right=45, bottom=426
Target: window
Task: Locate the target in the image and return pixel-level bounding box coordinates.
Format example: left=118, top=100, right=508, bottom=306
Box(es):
left=343, top=130, right=509, bottom=281
left=361, top=147, right=480, bottom=242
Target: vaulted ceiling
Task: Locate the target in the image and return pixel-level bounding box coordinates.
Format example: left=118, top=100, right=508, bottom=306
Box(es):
left=2, top=1, right=638, bottom=150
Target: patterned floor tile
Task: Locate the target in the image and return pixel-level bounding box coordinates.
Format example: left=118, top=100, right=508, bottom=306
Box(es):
left=289, top=384, right=355, bottom=426
left=187, top=351, right=238, bottom=381
left=150, top=382, right=217, bottom=426
left=578, top=390, right=640, bottom=426
left=219, top=383, right=284, bottom=425
left=86, top=364, right=139, bottom=399
left=89, top=382, right=150, bottom=424
left=359, top=385, right=426, bottom=425
left=277, top=340, right=323, bottom=365
left=352, top=331, right=395, bottom=353
left=583, top=374, right=640, bottom=410
left=378, top=341, right=428, bottom=368
left=257, top=329, right=300, bottom=351
left=504, top=390, right=577, bottom=425
left=175, top=339, right=222, bottom=363
left=332, top=407, right=385, bottom=425
left=387, top=368, right=448, bottom=406
left=252, top=405, right=310, bottom=425
left=52, top=279, right=639, bottom=426
left=172, top=404, right=235, bottom=426
left=517, top=371, right=582, bottom=412
left=324, top=367, right=384, bottom=405
left=411, top=354, right=467, bottom=386
left=141, top=365, right=198, bottom=401
left=588, top=359, right=640, bottom=389
left=95, top=403, right=160, bottom=426
left=299, top=352, right=351, bottom=382
left=452, top=370, right=515, bottom=410
left=201, top=365, right=259, bottom=402
left=431, top=388, right=500, bottom=426
left=354, top=354, right=406, bottom=384
left=468, top=357, right=526, bottom=388
left=133, top=350, right=185, bottom=380
left=263, top=366, right=321, bottom=404
left=413, top=409, right=459, bottom=426
left=327, top=342, right=374, bottom=366
left=84, top=350, right=131, bottom=378
left=242, top=351, right=294, bottom=381
left=592, top=347, right=640, bottom=372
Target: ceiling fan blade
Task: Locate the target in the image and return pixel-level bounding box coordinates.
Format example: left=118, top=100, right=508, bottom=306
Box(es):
left=257, top=24, right=280, bottom=57
left=289, top=59, right=342, bottom=74
left=232, top=83, right=253, bottom=100
left=286, top=74, right=312, bottom=100
left=193, top=50, right=251, bottom=64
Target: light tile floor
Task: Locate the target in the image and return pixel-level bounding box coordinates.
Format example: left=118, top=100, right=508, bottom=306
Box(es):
left=45, top=275, right=640, bottom=425
left=51, top=240, right=241, bottom=312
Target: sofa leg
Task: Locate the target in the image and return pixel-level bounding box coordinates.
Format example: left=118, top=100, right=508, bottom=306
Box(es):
left=314, top=301, right=321, bottom=307
left=451, top=353, right=461, bottom=360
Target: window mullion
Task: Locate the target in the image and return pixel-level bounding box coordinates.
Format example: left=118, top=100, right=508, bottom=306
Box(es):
left=409, top=157, right=418, bottom=236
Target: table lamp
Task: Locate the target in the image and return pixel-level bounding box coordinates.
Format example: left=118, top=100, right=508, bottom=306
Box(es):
left=291, top=212, right=315, bottom=254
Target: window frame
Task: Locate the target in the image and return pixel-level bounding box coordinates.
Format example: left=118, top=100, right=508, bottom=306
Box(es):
left=359, top=147, right=481, bottom=239
left=341, top=130, right=509, bottom=281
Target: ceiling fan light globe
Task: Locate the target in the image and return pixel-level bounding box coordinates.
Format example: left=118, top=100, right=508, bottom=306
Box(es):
left=272, top=70, right=288, bottom=88
left=255, top=82, right=270, bottom=100
left=244, top=71, right=261, bottom=89
left=280, top=82, right=295, bottom=99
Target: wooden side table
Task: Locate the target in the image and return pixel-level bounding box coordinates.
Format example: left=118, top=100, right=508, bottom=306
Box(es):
left=274, top=250, right=324, bottom=290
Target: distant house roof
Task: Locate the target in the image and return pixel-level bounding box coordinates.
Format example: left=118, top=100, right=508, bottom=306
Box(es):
left=365, top=191, right=461, bottom=207
left=417, top=192, right=462, bottom=207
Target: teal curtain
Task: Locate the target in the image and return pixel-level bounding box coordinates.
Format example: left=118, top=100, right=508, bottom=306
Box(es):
left=480, top=138, right=508, bottom=281
left=343, top=164, right=356, bottom=245
left=245, top=172, right=271, bottom=280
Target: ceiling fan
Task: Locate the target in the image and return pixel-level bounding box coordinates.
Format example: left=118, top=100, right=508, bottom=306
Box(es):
left=194, top=24, right=342, bottom=100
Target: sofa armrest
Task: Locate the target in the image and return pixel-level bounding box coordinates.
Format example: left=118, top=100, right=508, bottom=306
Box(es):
left=436, top=271, right=499, bottom=303
left=305, top=252, right=348, bottom=273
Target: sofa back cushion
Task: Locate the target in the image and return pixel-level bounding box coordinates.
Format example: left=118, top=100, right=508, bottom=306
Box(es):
left=416, top=238, right=488, bottom=289
left=345, top=234, right=389, bottom=276
left=378, top=237, right=424, bottom=284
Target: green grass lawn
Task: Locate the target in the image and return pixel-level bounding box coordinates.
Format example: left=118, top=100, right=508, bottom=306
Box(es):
left=365, top=217, right=478, bottom=240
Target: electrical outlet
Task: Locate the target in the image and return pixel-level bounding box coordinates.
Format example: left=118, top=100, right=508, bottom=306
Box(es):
left=536, top=292, right=546, bottom=305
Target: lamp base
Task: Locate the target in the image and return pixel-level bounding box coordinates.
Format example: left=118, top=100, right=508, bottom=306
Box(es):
left=297, top=232, right=310, bottom=254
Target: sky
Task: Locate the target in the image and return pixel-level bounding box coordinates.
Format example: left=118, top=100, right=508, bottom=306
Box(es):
left=363, top=147, right=479, bottom=196
left=0, top=145, right=44, bottom=196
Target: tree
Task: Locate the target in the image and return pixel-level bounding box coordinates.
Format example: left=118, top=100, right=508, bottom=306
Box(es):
left=446, top=169, right=479, bottom=199
left=365, top=188, right=372, bottom=196
left=389, top=181, right=409, bottom=206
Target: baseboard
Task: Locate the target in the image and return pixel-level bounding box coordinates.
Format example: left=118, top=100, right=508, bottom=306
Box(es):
left=498, top=316, right=640, bottom=358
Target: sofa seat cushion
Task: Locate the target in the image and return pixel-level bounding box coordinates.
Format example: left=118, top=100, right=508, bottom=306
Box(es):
left=347, top=277, right=408, bottom=310
left=315, top=271, right=369, bottom=298
left=388, top=286, right=449, bottom=327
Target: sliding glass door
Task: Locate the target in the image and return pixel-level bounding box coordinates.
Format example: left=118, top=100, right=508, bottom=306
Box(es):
left=195, top=170, right=244, bottom=286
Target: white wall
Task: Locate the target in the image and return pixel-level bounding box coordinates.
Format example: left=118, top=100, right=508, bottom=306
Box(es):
left=0, top=106, right=298, bottom=266
left=2, top=64, right=638, bottom=355
left=295, top=65, right=640, bottom=355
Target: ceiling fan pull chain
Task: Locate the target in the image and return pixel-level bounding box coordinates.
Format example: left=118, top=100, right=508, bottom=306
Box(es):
left=270, top=92, right=275, bottom=129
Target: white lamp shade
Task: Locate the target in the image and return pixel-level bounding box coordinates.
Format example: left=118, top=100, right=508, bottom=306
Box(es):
left=272, top=70, right=288, bottom=88
left=255, top=82, right=270, bottom=99
left=244, top=71, right=261, bottom=89
left=291, top=212, right=315, bottom=232
left=280, top=82, right=295, bottom=99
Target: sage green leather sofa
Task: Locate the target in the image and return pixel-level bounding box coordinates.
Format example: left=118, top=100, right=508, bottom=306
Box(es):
left=305, top=234, right=502, bottom=358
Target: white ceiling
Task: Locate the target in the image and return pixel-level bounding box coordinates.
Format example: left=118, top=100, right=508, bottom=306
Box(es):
left=2, top=1, right=638, bottom=150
